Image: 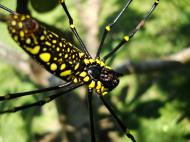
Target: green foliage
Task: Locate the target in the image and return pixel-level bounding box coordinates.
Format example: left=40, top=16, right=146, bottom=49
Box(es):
left=0, top=0, right=190, bottom=142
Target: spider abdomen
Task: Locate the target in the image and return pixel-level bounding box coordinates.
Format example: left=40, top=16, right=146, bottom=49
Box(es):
left=7, top=14, right=88, bottom=82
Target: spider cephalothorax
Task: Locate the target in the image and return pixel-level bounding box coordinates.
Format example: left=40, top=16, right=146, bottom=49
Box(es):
left=83, top=59, right=120, bottom=95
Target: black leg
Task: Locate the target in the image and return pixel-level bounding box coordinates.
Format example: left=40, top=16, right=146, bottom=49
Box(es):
left=16, top=0, right=30, bottom=14
left=59, top=0, right=91, bottom=57
left=0, top=82, right=73, bottom=101
left=103, top=0, right=160, bottom=61
left=87, top=89, right=96, bottom=142
left=0, top=83, right=82, bottom=114
left=99, top=95, right=136, bottom=142
left=96, top=0, right=133, bottom=58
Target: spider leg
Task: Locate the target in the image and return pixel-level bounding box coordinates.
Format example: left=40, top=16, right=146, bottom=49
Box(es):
left=59, top=0, right=91, bottom=57
left=87, top=89, right=96, bottom=142
left=99, top=95, right=136, bottom=142
left=0, top=82, right=73, bottom=101
left=96, top=0, right=133, bottom=58
left=103, top=0, right=160, bottom=61
left=0, top=83, right=82, bottom=114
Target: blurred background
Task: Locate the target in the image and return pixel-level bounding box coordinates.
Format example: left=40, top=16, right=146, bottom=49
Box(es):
left=0, top=0, right=190, bottom=142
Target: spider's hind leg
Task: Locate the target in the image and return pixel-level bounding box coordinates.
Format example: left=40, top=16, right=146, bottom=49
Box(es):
left=99, top=95, right=136, bottom=142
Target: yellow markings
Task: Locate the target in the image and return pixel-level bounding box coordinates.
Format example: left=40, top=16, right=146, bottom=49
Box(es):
left=67, top=48, right=70, bottom=52
left=26, top=45, right=40, bottom=55
left=96, top=81, right=102, bottom=90
left=59, top=53, right=62, bottom=56
left=50, top=63, right=57, bottom=71
left=63, top=44, right=66, bottom=47
left=124, top=36, right=129, bottom=42
left=64, top=54, right=68, bottom=58
left=39, top=53, right=51, bottom=62
left=60, top=63, right=66, bottom=70
left=89, top=59, right=95, bottom=63
left=40, top=35, right=45, bottom=40
left=56, top=47, right=60, bottom=52
left=20, top=31, right=24, bottom=37
left=69, top=61, right=73, bottom=64
left=89, top=81, right=95, bottom=89
left=84, top=59, right=90, bottom=64
left=26, top=15, right=30, bottom=18
left=105, top=66, right=112, bottom=70
left=26, top=38, right=31, bottom=44
left=11, top=20, right=16, bottom=26
left=95, top=59, right=101, bottom=64
left=73, top=78, right=78, bottom=83
left=72, top=55, right=75, bottom=59
left=54, top=57, right=57, bottom=60
left=59, top=42, right=63, bottom=47
left=13, top=15, right=18, bottom=19
left=79, top=71, right=87, bottom=77
left=52, top=40, right=57, bottom=44
left=60, top=70, right=72, bottom=76
left=31, top=34, right=38, bottom=44
left=60, top=0, right=64, bottom=3
left=101, top=86, right=105, bottom=92
left=105, top=26, right=111, bottom=31
left=21, top=15, right=26, bottom=20
left=43, top=30, right=47, bottom=35
left=79, top=52, right=85, bottom=58
left=100, top=61, right=105, bottom=67
left=155, top=0, right=159, bottom=4
left=45, top=41, right=52, bottom=46
left=18, top=22, right=22, bottom=28
left=68, top=42, right=72, bottom=46
left=11, top=29, right=16, bottom=33
left=70, top=24, right=75, bottom=29
left=43, top=48, right=47, bottom=51
left=13, top=35, right=18, bottom=41
left=83, top=76, right=90, bottom=82
left=74, top=63, right=80, bottom=70
left=102, top=92, right=108, bottom=96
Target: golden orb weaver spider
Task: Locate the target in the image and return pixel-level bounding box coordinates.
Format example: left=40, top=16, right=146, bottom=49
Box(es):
left=0, top=0, right=159, bottom=142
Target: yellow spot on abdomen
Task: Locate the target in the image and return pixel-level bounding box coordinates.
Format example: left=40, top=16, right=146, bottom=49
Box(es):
left=74, top=63, right=80, bottom=70
left=26, top=38, right=31, bottom=44
left=60, top=70, right=72, bottom=76
left=64, top=54, right=68, bottom=58
left=50, top=63, right=57, bottom=71
left=79, top=71, right=87, bottom=77
left=18, top=22, right=22, bottom=28
left=39, top=53, right=51, bottom=62
left=26, top=45, right=40, bottom=55
left=40, top=35, right=45, bottom=40
left=79, top=53, right=85, bottom=58
left=20, top=31, right=24, bottom=37
left=83, top=76, right=90, bottom=82
left=11, top=21, right=16, bottom=26
left=60, top=64, right=66, bottom=70
left=45, top=41, right=52, bottom=46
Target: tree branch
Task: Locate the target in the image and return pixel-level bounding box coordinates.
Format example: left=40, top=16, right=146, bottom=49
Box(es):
left=116, top=47, right=190, bottom=75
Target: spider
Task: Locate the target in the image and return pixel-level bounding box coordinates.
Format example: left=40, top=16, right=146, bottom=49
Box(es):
left=0, top=0, right=159, bottom=142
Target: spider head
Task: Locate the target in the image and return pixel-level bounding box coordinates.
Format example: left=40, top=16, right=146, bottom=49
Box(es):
left=88, top=62, right=120, bottom=94
left=99, top=67, right=120, bottom=91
